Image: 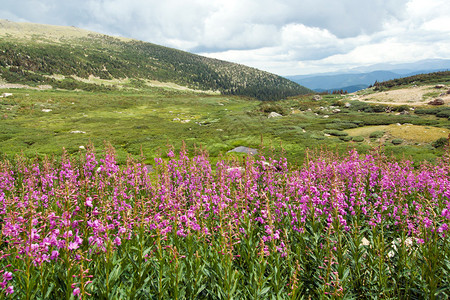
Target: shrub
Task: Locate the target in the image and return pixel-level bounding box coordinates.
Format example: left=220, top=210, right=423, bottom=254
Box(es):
left=325, top=123, right=358, bottom=130
left=394, top=105, right=411, bottom=112
left=339, top=136, right=352, bottom=141
left=432, top=137, right=448, bottom=148
left=369, top=131, right=385, bottom=138
left=324, top=129, right=349, bottom=137
left=436, top=110, right=450, bottom=118
left=352, top=136, right=365, bottom=142
left=259, top=102, right=288, bottom=116
left=391, top=138, right=403, bottom=145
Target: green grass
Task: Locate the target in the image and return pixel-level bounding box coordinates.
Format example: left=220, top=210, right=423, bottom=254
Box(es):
left=0, top=88, right=449, bottom=166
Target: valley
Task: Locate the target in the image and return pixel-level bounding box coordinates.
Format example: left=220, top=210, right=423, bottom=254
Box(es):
left=0, top=19, right=449, bottom=299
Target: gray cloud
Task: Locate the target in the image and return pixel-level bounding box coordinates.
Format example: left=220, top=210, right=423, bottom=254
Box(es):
left=1, top=0, right=449, bottom=75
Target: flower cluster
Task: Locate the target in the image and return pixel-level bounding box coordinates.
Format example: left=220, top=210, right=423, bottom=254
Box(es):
left=0, top=145, right=448, bottom=298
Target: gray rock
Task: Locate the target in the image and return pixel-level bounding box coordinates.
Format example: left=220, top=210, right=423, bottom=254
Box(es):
left=268, top=112, right=282, bottom=118
left=227, top=146, right=258, bottom=155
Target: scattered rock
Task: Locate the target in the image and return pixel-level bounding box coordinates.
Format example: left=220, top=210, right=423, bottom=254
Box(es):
left=312, top=95, right=322, bottom=101
left=447, top=89, right=450, bottom=95
left=344, top=102, right=351, bottom=108
left=332, top=108, right=341, bottom=113
left=323, top=115, right=329, bottom=118
left=428, top=98, right=445, bottom=106
left=79, top=146, right=86, bottom=150
left=227, top=146, right=258, bottom=155
left=145, top=165, right=154, bottom=173
left=180, top=119, right=191, bottom=123
left=435, top=84, right=445, bottom=89
left=268, top=112, right=282, bottom=118
left=172, top=117, right=180, bottom=121
left=41, top=109, right=52, bottom=113
left=1, top=93, right=13, bottom=98
left=70, top=130, right=86, bottom=134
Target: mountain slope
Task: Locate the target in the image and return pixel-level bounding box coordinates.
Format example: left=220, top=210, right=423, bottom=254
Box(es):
left=286, top=59, right=450, bottom=92
left=0, top=19, right=311, bottom=100
left=288, top=71, right=406, bottom=92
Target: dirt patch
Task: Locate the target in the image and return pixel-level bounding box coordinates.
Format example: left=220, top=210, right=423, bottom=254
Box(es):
left=346, top=124, right=449, bottom=144
left=0, top=83, right=52, bottom=90
left=351, top=85, right=450, bottom=106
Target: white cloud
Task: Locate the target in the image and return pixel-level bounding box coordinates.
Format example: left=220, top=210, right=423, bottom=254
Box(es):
left=1, top=0, right=449, bottom=75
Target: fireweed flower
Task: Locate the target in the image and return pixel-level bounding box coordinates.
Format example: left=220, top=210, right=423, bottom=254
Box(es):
left=50, top=250, right=59, bottom=260
left=85, top=197, right=93, bottom=208
left=5, top=286, right=13, bottom=294
left=0, top=145, right=448, bottom=297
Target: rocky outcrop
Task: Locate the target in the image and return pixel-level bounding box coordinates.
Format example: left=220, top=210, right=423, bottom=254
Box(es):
left=428, top=98, right=445, bottom=105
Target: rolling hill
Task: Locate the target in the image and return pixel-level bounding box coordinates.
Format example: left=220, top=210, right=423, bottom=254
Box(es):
left=0, top=19, right=311, bottom=100
left=287, top=59, right=450, bottom=93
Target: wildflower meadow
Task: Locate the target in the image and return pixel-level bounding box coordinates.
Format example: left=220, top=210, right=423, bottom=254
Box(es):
left=0, top=143, right=449, bottom=299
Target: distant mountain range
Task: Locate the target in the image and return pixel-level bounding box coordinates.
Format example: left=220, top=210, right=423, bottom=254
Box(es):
left=0, top=19, right=311, bottom=100
left=286, top=59, right=450, bottom=93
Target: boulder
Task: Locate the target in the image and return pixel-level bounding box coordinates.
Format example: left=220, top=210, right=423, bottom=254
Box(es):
left=312, top=95, right=322, bottom=101
left=428, top=98, right=445, bottom=106
left=227, top=146, right=258, bottom=155
left=268, top=112, right=282, bottom=118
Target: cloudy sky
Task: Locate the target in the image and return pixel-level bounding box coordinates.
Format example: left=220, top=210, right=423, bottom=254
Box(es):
left=1, top=0, right=449, bottom=75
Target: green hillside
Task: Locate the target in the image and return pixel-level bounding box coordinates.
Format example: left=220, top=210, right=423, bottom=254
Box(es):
left=0, top=19, right=311, bottom=100
left=372, top=70, right=450, bottom=90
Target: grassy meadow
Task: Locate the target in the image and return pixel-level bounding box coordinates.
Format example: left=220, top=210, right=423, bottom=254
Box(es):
left=1, top=20, right=449, bottom=299
left=1, top=86, right=449, bottom=167
left=0, top=83, right=449, bottom=299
